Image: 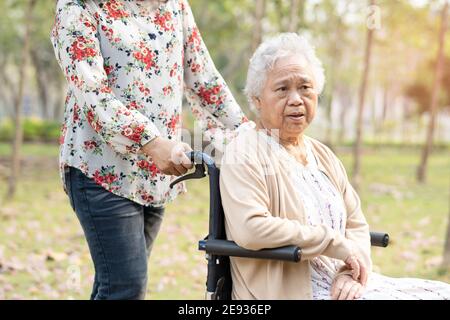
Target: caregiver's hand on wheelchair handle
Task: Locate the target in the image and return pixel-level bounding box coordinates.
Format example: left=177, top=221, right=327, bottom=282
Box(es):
left=331, top=274, right=365, bottom=300
left=142, top=137, right=193, bottom=176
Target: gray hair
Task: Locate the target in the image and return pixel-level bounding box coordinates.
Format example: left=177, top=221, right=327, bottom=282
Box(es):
left=244, top=33, right=325, bottom=110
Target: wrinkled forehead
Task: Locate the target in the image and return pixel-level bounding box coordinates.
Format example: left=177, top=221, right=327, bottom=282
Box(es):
left=268, top=55, right=316, bottom=86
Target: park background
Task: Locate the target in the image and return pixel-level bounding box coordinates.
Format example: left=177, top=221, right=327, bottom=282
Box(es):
left=0, top=0, right=449, bottom=299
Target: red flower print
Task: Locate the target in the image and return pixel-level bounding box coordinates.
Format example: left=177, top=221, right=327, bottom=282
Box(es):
left=169, top=63, right=179, bottom=78
left=84, top=140, right=98, bottom=150
left=149, top=163, right=159, bottom=177
left=104, top=64, right=114, bottom=76
left=92, top=167, right=119, bottom=189
left=137, top=160, right=160, bottom=177
left=69, top=36, right=97, bottom=62
left=101, top=25, right=114, bottom=35
left=133, top=43, right=156, bottom=70
left=127, top=101, right=143, bottom=110
left=104, top=0, right=129, bottom=20
left=100, top=85, right=112, bottom=93
left=87, top=110, right=95, bottom=125
left=83, top=19, right=96, bottom=32
left=73, top=103, right=80, bottom=123
left=153, top=11, right=174, bottom=32
left=137, top=160, right=150, bottom=170
left=139, top=85, right=150, bottom=96
left=93, top=170, right=106, bottom=185
left=163, top=85, right=173, bottom=96
left=121, top=124, right=145, bottom=143
left=70, top=74, right=83, bottom=88
left=86, top=109, right=102, bottom=132
left=128, top=101, right=138, bottom=110
left=59, top=124, right=67, bottom=145
left=168, top=114, right=180, bottom=132
left=140, top=191, right=154, bottom=202
left=117, top=108, right=131, bottom=116
left=104, top=173, right=117, bottom=185
left=198, top=85, right=224, bottom=106
left=188, top=27, right=201, bottom=51
left=190, top=62, right=201, bottom=73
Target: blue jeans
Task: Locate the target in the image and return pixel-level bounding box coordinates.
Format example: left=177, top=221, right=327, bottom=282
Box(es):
left=64, top=166, right=164, bottom=300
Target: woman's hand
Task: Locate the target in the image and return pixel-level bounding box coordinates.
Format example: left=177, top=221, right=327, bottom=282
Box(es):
left=331, top=274, right=365, bottom=300
left=142, top=137, right=193, bottom=176
left=344, top=254, right=368, bottom=286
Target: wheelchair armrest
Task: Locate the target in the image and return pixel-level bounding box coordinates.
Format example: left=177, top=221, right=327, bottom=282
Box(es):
left=370, top=232, right=389, bottom=247
left=198, top=232, right=388, bottom=264
left=199, top=239, right=301, bottom=262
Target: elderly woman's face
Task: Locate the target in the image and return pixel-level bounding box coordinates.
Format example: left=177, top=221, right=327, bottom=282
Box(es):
left=254, top=55, right=318, bottom=141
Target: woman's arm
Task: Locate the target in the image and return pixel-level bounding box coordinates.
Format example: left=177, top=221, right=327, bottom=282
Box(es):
left=50, top=0, right=160, bottom=155
left=181, top=0, right=249, bottom=145
left=219, top=149, right=354, bottom=261
left=332, top=153, right=373, bottom=276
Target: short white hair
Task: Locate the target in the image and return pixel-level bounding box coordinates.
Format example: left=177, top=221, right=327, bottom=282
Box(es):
left=244, top=33, right=325, bottom=109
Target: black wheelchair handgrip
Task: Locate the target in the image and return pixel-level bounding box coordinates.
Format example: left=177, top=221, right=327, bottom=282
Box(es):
left=370, top=231, right=389, bottom=247
left=199, top=239, right=301, bottom=262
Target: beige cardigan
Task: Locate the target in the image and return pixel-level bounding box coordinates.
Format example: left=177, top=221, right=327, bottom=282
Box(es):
left=219, top=129, right=372, bottom=299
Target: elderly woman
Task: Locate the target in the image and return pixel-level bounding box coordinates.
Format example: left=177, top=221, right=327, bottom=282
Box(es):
left=220, top=33, right=450, bottom=300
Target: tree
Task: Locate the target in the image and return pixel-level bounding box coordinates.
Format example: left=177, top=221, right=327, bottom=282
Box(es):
left=7, top=0, right=37, bottom=199
left=288, top=0, right=301, bottom=32
left=416, top=1, right=448, bottom=183
left=443, top=179, right=450, bottom=268
left=311, top=0, right=351, bottom=149
left=352, top=0, right=376, bottom=190
left=252, top=0, right=266, bottom=52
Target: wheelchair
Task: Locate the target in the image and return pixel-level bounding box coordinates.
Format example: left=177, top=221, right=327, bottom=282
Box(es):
left=170, top=152, right=389, bottom=300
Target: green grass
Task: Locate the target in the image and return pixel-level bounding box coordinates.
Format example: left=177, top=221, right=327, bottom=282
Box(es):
left=0, top=142, right=59, bottom=158
left=0, top=143, right=449, bottom=299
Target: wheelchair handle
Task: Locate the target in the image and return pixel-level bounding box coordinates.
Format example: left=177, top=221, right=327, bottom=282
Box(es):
left=370, top=231, right=389, bottom=247
left=199, top=231, right=388, bottom=264
left=169, top=152, right=216, bottom=188
left=199, top=239, right=301, bottom=262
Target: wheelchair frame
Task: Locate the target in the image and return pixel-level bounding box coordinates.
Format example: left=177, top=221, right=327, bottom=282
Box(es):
left=170, top=152, right=389, bottom=300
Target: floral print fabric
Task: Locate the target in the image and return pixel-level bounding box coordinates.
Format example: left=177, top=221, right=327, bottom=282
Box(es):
left=50, top=0, right=248, bottom=206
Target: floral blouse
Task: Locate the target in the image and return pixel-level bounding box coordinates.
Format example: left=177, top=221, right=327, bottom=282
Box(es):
left=50, top=0, right=248, bottom=206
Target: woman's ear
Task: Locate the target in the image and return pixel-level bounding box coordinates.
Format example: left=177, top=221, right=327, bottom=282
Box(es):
left=252, top=96, right=261, bottom=111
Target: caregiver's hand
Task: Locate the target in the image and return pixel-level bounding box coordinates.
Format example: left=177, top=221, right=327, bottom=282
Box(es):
left=142, top=137, right=193, bottom=176
left=331, top=274, right=365, bottom=300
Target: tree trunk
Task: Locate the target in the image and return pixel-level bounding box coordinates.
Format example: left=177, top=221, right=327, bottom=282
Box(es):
left=382, top=85, right=389, bottom=123
left=52, top=84, right=66, bottom=121
left=288, top=0, right=300, bottom=32
left=337, top=88, right=351, bottom=145
left=324, top=37, right=341, bottom=150
left=7, top=0, right=37, bottom=199
left=30, top=48, right=50, bottom=119
left=251, top=0, right=266, bottom=52
left=324, top=91, right=334, bottom=150
left=0, top=58, right=18, bottom=118
left=443, top=179, right=450, bottom=268
left=416, top=1, right=448, bottom=183
left=352, top=0, right=376, bottom=190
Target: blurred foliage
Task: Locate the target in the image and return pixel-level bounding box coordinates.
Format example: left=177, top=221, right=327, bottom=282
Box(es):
left=0, top=118, right=60, bottom=143
left=0, top=0, right=449, bottom=123
left=405, top=57, right=450, bottom=115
